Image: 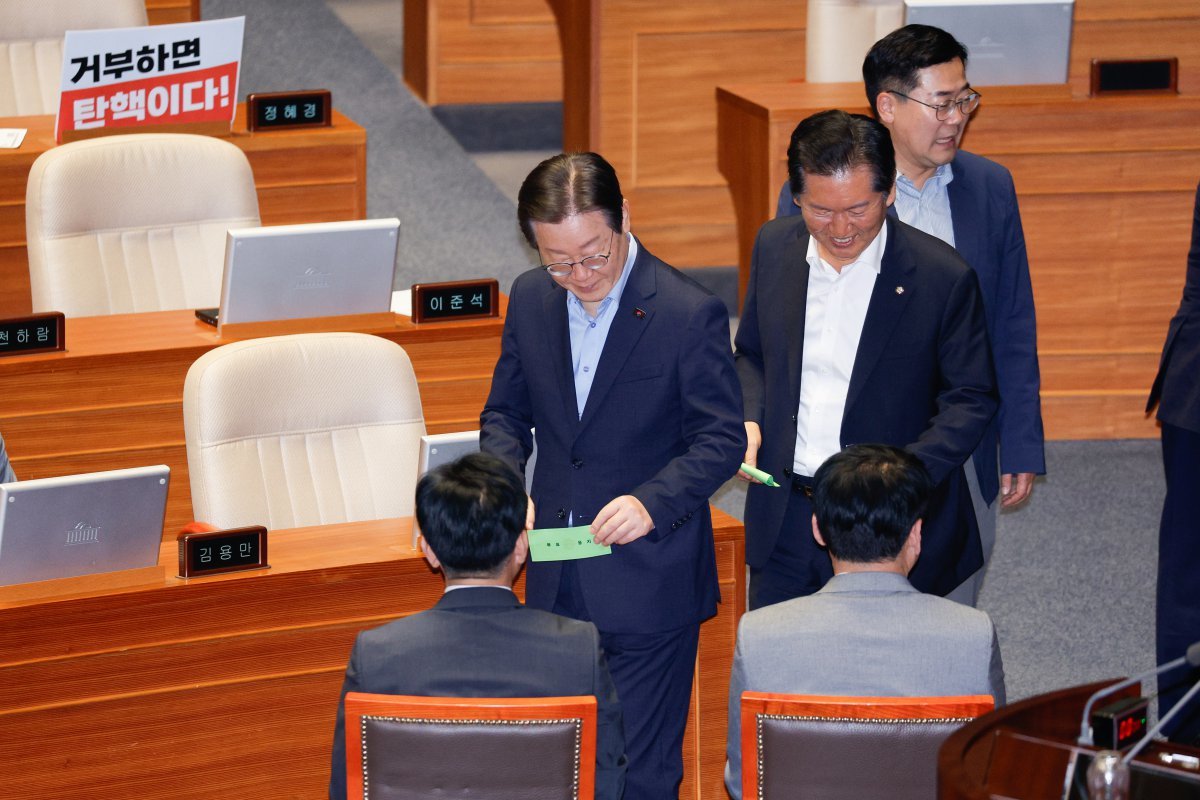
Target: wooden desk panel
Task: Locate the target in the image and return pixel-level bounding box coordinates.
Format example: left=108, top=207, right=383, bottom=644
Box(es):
left=0, top=511, right=745, bottom=800
left=145, top=0, right=199, bottom=25
left=716, top=81, right=1200, bottom=440
left=0, top=105, right=367, bottom=316
left=404, top=0, right=562, bottom=105
left=0, top=309, right=504, bottom=537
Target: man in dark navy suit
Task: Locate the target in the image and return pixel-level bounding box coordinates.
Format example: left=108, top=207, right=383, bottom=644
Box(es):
left=1147, top=180, right=1200, bottom=743
left=739, top=110, right=996, bottom=609
left=328, top=453, right=626, bottom=799
left=777, top=25, right=1045, bottom=606
left=481, top=152, right=745, bottom=799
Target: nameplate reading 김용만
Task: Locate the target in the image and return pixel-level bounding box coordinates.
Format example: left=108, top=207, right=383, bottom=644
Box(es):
left=0, top=312, right=65, bottom=357
left=246, top=90, right=331, bottom=131
left=411, top=279, right=499, bottom=323
left=177, top=526, right=269, bottom=578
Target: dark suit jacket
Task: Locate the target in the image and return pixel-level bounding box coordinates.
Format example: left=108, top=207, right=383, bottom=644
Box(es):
left=328, top=587, right=626, bottom=800
left=735, top=215, right=997, bottom=595
left=1148, top=180, right=1200, bottom=432
left=480, top=237, right=745, bottom=634
left=776, top=150, right=1044, bottom=502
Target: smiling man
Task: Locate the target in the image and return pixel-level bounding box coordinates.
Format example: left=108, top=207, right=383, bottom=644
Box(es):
left=481, top=151, right=745, bottom=799
left=736, top=110, right=997, bottom=609
left=777, top=25, right=1046, bottom=607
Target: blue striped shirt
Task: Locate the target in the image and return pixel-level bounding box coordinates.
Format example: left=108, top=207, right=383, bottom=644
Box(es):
left=568, top=233, right=638, bottom=418
left=894, top=163, right=956, bottom=248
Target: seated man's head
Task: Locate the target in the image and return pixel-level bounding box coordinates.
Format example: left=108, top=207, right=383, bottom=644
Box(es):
left=786, top=110, right=896, bottom=271
left=810, top=444, right=932, bottom=574
left=416, top=452, right=528, bottom=584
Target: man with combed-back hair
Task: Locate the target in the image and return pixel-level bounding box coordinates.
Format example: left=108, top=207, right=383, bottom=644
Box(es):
left=481, top=151, right=745, bottom=799
left=328, top=452, right=626, bottom=800
left=724, top=444, right=1006, bottom=799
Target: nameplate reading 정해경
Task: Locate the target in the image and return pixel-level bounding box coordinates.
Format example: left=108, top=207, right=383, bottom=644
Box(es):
left=177, top=526, right=269, bottom=578
left=0, top=312, right=65, bottom=357
left=246, top=89, right=331, bottom=131
left=411, top=279, right=499, bottom=324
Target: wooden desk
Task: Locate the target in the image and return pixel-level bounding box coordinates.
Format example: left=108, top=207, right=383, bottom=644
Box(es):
left=0, top=308, right=504, bottom=539
left=0, top=510, right=745, bottom=800
left=0, top=104, right=367, bottom=316
left=940, top=680, right=1200, bottom=798
left=145, top=0, right=199, bottom=25
left=716, top=81, right=1200, bottom=440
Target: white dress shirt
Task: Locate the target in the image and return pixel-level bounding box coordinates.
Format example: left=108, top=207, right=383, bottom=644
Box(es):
left=792, top=224, right=887, bottom=476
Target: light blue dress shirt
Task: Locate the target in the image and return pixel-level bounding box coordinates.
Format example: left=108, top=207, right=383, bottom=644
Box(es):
left=894, top=163, right=956, bottom=248
left=567, top=233, right=638, bottom=418
left=0, top=433, right=15, bottom=483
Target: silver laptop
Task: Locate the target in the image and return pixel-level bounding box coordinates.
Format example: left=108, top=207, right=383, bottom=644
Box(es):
left=206, top=218, right=400, bottom=331
left=905, top=0, right=1074, bottom=86
left=0, top=465, right=169, bottom=587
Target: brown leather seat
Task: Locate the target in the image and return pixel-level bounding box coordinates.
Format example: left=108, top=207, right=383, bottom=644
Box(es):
left=343, top=693, right=597, bottom=800
left=741, top=693, right=994, bottom=800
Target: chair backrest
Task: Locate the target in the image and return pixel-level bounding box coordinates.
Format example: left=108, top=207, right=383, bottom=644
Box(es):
left=344, top=693, right=597, bottom=800
left=183, top=332, right=426, bottom=530
left=26, top=132, right=260, bottom=316
left=742, top=692, right=995, bottom=800
left=0, top=0, right=148, bottom=116
left=805, top=0, right=904, bottom=83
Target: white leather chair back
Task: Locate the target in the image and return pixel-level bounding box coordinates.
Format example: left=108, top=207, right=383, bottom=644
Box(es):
left=183, top=333, right=427, bottom=530
left=0, top=0, right=148, bottom=116
left=806, top=0, right=905, bottom=83
left=26, top=133, right=260, bottom=316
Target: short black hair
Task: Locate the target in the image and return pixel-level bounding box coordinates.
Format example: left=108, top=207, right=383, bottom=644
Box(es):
left=517, top=152, right=623, bottom=249
left=415, top=452, right=527, bottom=579
left=863, top=24, right=969, bottom=117
left=786, top=110, right=895, bottom=199
left=811, top=444, right=932, bottom=563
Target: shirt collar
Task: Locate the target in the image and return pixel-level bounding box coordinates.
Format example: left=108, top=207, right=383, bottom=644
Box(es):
left=805, top=218, right=887, bottom=277
left=896, top=162, right=954, bottom=196
left=567, top=232, right=637, bottom=315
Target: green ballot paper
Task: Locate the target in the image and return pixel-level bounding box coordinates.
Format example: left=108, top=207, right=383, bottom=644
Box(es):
left=528, top=526, right=612, bottom=562
left=739, top=462, right=781, bottom=487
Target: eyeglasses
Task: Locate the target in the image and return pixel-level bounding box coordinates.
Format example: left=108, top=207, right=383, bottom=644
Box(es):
left=889, top=89, right=981, bottom=121
left=541, top=230, right=616, bottom=278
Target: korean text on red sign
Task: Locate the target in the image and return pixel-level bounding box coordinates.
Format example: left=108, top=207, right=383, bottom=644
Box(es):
left=56, top=16, right=245, bottom=142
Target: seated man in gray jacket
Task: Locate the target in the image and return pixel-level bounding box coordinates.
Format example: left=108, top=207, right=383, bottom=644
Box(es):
left=329, top=452, right=626, bottom=800
left=724, top=444, right=1005, bottom=798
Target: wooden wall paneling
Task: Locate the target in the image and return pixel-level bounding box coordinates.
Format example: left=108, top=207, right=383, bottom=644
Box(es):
left=0, top=107, right=367, bottom=317
left=1070, top=0, right=1200, bottom=96
left=404, top=0, right=563, bottom=105
left=144, top=0, right=199, bottom=25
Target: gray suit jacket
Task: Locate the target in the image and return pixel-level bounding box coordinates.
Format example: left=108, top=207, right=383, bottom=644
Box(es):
left=723, top=571, right=1005, bottom=799
left=329, top=586, right=626, bottom=800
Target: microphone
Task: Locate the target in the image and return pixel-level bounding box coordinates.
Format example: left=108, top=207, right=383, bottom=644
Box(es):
left=1121, top=673, right=1200, bottom=766
left=1078, top=641, right=1200, bottom=745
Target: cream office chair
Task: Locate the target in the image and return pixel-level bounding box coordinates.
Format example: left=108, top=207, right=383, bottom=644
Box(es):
left=183, top=333, right=427, bottom=530
left=806, top=0, right=904, bottom=83
left=0, top=0, right=148, bottom=117
left=26, top=133, right=260, bottom=317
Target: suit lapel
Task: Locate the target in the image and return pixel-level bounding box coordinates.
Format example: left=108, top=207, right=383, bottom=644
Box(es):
left=542, top=284, right=580, bottom=428
left=785, top=226, right=811, bottom=408
left=844, top=219, right=916, bottom=416
left=946, top=156, right=981, bottom=272
left=577, top=243, right=655, bottom=433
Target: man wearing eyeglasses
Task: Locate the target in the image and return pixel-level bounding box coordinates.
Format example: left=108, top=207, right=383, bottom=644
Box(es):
left=775, top=24, right=1045, bottom=607
left=481, top=152, right=745, bottom=800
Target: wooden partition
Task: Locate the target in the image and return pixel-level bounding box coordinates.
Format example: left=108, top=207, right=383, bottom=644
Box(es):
left=716, top=82, right=1200, bottom=440
left=0, top=308, right=504, bottom=538
left=536, top=0, right=1200, bottom=272
left=0, top=105, right=366, bottom=316
left=145, top=0, right=199, bottom=25
left=404, top=0, right=562, bottom=104
left=0, top=510, right=744, bottom=800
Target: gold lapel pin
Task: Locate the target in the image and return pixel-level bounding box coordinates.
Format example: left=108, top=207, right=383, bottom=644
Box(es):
left=895, top=286, right=905, bottom=295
